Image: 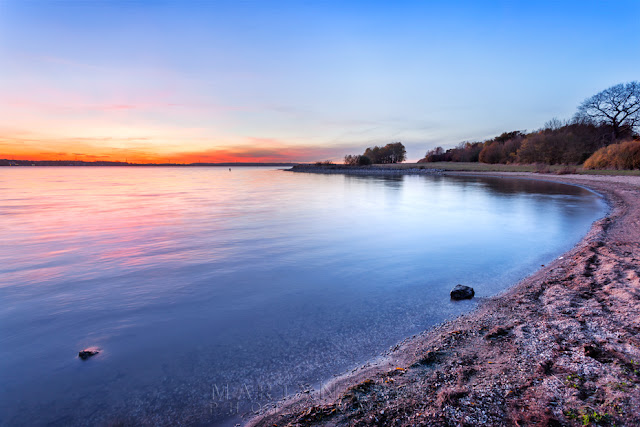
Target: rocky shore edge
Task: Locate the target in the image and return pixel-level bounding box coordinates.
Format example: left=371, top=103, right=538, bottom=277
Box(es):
left=249, top=173, right=640, bottom=427
left=286, top=164, right=443, bottom=175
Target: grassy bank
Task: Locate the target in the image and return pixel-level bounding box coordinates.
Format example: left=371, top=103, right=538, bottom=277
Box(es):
left=370, top=162, right=640, bottom=175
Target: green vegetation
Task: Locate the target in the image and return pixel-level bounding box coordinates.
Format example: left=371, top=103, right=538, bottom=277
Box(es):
left=581, top=411, right=611, bottom=426
left=564, top=408, right=612, bottom=426
left=564, top=408, right=579, bottom=420
left=566, top=373, right=584, bottom=389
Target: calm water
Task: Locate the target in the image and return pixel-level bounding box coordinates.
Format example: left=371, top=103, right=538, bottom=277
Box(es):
left=0, top=167, right=605, bottom=426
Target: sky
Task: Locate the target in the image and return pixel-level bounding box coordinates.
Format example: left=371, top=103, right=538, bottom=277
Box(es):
left=1, top=0, right=639, bottom=163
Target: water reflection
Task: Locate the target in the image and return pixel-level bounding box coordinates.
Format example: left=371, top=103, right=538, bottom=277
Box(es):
left=0, top=167, right=605, bottom=426
left=445, top=174, right=591, bottom=196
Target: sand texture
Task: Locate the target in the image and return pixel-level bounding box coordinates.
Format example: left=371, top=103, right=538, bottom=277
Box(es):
left=249, top=173, right=640, bottom=427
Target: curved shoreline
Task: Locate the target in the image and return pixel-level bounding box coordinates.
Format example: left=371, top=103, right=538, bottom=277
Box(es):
left=249, top=172, right=640, bottom=426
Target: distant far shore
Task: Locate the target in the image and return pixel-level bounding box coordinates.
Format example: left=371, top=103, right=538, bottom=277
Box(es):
left=287, top=164, right=443, bottom=175
left=250, top=172, right=640, bottom=427
left=0, top=159, right=298, bottom=167
left=290, top=162, right=640, bottom=176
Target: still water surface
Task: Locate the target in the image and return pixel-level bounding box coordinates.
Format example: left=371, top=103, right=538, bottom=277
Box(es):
left=0, top=167, right=605, bottom=425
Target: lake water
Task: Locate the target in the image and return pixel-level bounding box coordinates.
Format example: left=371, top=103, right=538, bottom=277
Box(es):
left=0, top=167, right=606, bottom=426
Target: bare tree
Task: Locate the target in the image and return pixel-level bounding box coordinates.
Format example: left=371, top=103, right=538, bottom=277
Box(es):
left=575, top=81, right=640, bottom=139
left=543, top=117, right=564, bottom=131
left=344, top=154, right=358, bottom=165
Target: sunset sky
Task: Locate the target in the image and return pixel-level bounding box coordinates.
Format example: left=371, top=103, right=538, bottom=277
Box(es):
left=1, top=0, right=639, bottom=163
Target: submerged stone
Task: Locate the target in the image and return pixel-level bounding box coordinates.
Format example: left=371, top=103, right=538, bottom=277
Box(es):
left=450, top=285, right=475, bottom=300
left=78, top=349, right=99, bottom=360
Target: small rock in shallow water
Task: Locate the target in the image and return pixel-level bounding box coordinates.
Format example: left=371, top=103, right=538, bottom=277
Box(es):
left=78, top=349, right=99, bottom=360
left=450, top=285, right=475, bottom=300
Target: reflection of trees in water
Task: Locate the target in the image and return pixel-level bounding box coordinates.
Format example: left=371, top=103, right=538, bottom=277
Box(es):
left=343, top=174, right=588, bottom=197
left=445, top=175, right=588, bottom=197
left=343, top=174, right=405, bottom=189
left=442, top=175, right=603, bottom=220
left=340, top=173, right=600, bottom=221
left=343, top=175, right=407, bottom=204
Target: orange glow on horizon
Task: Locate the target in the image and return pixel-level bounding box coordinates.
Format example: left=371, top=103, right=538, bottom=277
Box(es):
left=0, top=139, right=344, bottom=164
left=1, top=150, right=299, bottom=164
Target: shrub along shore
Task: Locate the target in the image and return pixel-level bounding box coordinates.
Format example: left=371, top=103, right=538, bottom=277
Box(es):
left=250, top=172, right=640, bottom=427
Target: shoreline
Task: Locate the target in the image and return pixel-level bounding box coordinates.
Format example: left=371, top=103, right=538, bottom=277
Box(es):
left=249, top=172, right=640, bottom=426
left=286, top=164, right=444, bottom=175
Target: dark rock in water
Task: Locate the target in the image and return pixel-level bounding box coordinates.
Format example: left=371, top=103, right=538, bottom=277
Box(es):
left=78, top=349, right=99, bottom=360
left=450, top=284, right=474, bottom=300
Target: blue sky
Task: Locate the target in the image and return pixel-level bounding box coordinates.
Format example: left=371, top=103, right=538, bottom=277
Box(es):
left=1, top=0, right=639, bottom=162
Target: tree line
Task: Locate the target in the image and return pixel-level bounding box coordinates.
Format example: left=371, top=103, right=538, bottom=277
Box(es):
left=336, top=82, right=639, bottom=170
left=419, top=122, right=625, bottom=165
left=344, top=142, right=406, bottom=165
left=418, top=81, right=639, bottom=169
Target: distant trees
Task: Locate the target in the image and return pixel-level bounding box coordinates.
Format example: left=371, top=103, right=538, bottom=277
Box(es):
left=344, top=142, right=406, bottom=165
left=359, top=155, right=373, bottom=165
left=478, top=141, right=504, bottom=164
left=478, top=131, right=524, bottom=164
left=418, top=142, right=484, bottom=163
left=342, top=83, right=640, bottom=170
left=363, top=142, right=406, bottom=164
left=453, top=142, right=484, bottom=162
left=419, top=133, right=524, bottom=164
left=417, top=123, right=625, bottom=166
left=416, top=82, right=640, bottom=168
left=343, top=154, right=372, bottom=166
left=575, top=81, right=639, bottom=140
left=516, top=131, right=571, bottom=164
left=516, top=123, right=612, bottom=164
left=420, top=146, right=446, bottom=162
left=344, top=155, right=358, bottom=165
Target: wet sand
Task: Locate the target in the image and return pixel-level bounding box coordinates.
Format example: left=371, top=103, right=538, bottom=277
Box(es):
left=249, top=172, right=640, bottom=426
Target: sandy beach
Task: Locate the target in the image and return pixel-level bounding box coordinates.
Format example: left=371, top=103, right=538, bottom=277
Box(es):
left=250, top=172, right=640, bottom=426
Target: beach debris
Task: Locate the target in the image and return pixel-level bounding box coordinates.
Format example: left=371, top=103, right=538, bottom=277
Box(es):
left=450, top=284, right=475, bottom=300
left=78, top=349, right=99, bottom=360
left=351, top=379, right=375, bottom=393
left=485, top=326, right=511, bottom=340
left=410, top=350, right=442, bottom=368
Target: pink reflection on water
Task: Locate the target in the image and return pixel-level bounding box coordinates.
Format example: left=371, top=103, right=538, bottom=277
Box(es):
left=0, top=167, right=256, bottom=287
